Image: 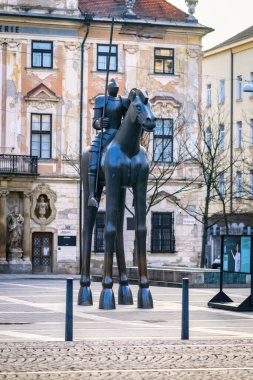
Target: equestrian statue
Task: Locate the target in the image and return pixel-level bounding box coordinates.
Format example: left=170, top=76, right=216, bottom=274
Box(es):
left=78, top=78, right=156, bottom=310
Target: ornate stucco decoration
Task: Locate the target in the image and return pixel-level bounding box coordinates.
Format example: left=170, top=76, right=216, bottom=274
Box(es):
left=31, top=183, right=57, bottom=225
left=24, top=83, right=61, bottom=110
left=150, top=96, right=182, bottom=119
left=123, top=44, right=139, bottom=54
left=186, top=48, right=203, bottom=59
left=64, top=41, right=81, bottom=51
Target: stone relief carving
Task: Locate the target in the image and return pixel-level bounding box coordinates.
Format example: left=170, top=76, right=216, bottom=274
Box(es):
left=7, top=206, right=24, bottom=260
left=31, top=184, right=57, bottom=225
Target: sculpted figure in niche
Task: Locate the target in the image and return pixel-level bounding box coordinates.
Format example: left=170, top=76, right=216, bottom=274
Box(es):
left=7, top=206, right=24, bottom=251
left=37, top=195, right=49, bottom=220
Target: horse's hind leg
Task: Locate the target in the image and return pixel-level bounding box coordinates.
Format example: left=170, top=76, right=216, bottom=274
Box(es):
left=99, top=177, right=121, bottom=310
left=78, top=151, right=102, bottom=306
left=116, top=188, right=133, bottom=305
left=133, top=179, right=153, bottom=309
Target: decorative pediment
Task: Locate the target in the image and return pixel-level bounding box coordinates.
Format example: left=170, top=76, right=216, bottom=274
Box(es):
left=24, top=84, right=61, bottom=110
left=25, top=84, right=60, bottom=102
left=150, top=96, right=182, bottom=119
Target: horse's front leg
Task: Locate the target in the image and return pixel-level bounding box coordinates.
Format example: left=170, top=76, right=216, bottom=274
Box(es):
left=116, top=188, right=133, bottom=305
left=99, top=175, right=121, bottom=310
left=133, top=174, right=153, bottom=309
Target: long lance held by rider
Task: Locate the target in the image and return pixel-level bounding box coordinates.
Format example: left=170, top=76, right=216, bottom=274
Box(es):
left=95, top=17, right=115, bottom=195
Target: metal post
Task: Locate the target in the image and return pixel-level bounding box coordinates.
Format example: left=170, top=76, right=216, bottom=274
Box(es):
left=65, top=278, right=73, bottom=341
left=181, top=277, right=189, bottom=340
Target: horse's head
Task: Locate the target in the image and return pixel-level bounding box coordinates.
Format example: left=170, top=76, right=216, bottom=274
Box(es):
left=128, top=89, right=156, bottom=132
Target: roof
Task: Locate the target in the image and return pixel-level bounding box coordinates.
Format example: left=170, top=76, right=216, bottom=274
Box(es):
left=78, top=0, right=188, bottom=22
left=206, top=25, right=253, bottom=52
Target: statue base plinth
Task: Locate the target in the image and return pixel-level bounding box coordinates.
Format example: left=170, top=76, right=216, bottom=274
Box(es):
left=7, top=249, right=23, bottom=261
left=0, top=260, right=9, bottom=273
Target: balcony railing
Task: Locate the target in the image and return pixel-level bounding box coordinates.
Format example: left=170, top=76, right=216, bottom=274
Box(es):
left=0, top=155, right=39, bottom=176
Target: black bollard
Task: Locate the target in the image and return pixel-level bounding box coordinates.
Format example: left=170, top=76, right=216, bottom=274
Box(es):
left=181, top=277, right=189, bottom=340
left=65, top=278, right=73, bottom=341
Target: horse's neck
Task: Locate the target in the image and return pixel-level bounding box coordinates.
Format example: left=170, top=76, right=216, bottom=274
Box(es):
left=114, top=107, right=142, bottom=157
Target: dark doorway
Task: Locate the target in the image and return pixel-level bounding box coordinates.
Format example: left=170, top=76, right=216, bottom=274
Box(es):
left=32, top=232, right=53, bottom=273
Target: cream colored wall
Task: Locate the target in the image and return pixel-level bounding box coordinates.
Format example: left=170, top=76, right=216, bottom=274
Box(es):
left=203, top=42, right=253, bottom=217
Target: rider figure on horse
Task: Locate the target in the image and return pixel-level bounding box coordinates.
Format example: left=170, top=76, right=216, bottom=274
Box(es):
left=88, top=78, right=130, bottom=208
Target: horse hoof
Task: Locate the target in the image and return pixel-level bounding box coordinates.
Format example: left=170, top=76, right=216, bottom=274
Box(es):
left=99, top=288, right=116, bottom=310
left=78, top=286, right=93, bottom=306
left=138, top=287, right=153, bottom=309
left=118, top=284, right=133, bottom=305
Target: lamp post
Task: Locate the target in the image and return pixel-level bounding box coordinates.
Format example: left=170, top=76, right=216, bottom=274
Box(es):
left=185, top=0, right=199, bottom=22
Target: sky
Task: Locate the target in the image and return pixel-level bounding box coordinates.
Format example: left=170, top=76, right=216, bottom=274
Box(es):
left=168, top=0, right=253, bottom=50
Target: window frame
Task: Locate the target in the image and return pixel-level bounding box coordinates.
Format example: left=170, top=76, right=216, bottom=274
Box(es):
left=154, top=47, right=175, bottom=75
left=151, top=212, right=175, bottom=253
left=153, top=118, right=173, bottom=163
left=236, top=75, right=243, bottom=100
left=97, top=44, right=118, bottom=72
left=219, top=79, right=225, bottom=104
left=250, top=170, right=253, bottom=197
left=219, top=124, right=225, bottom=150
left=250, top=119, right=253, bottom=146
left=31, top=40, right=53, bottom=69
left=30, top=113, right=52, bottom=159
left=236, top=121, right=243, bottom=149
left=206, top=83, right=212, bottom=107
left=94, top=211, right=105, bottom=252
left=219, top=173, right=225, bottom=198
left=236, top=171, right=243, bottom=197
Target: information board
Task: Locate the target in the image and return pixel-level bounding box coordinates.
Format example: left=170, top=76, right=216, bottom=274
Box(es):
left=223, top=236, right=251, bottom=274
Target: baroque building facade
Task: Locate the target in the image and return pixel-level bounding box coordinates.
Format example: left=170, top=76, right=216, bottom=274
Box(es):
left=0, top=0, right=210, bottom=274
left=203, top=26, right=253, bottom=267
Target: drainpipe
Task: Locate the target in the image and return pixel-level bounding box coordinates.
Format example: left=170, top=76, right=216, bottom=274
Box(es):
left=79, top=16, right=91, bottom=273
left=230, top=50, right=234, bottom=214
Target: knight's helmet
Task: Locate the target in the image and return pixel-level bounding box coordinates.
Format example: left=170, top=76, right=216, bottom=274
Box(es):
left=108, top=78, right=119, bottom=95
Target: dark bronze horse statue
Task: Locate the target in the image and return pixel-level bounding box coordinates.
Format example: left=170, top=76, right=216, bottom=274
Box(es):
left=78, top=88, right=156, bottom=309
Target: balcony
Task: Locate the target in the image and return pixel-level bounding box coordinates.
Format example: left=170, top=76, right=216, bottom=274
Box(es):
left=0, top=155, right=39, bottom=176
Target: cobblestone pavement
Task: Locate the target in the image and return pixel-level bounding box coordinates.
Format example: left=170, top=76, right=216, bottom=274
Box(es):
left=1, top=277, right=253, bottom=379
left=1, top=339, right=253, bottom=380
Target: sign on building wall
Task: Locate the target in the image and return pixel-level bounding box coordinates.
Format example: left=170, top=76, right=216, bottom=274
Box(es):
left=57, top=235, right=77, bottom=262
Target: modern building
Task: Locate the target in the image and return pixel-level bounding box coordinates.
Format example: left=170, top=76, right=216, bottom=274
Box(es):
left=203, top=26, right=253, bottom=267
left=0, top=0, right=210, bottom=274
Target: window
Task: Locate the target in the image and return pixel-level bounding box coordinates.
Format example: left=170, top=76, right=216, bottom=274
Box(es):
left=250, top=171, right=253, bottom=197
left=219, top=173, right=225, bottom=198
left=236, top=121, right=242, bottom=148
left=32, top=41, right=53, bottom=68
left=153, top=118, right=173, bottom=162
left=205, top=126, right=211, bottom=152
left=250, top=72, right=253, bottom=96
left=94, top=212, right=105, bottom=252
left=219, top=124, right=225, bottom=149
left=236, top=75, right=242, bottom=100
left=154, top=48, right=174, bottom=75
left=250, top=119, right=253, bottom=146
left=206, top=84, right=211, bottom=107
left=219, top=79, right=225, bottom=103
left=97, top=44, right=117, bottom=72
left=31, top=114, right=52, bottom=159
left=151, top=212, right=175, bottom=253
left=236, top=171, right=243, bottom=197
